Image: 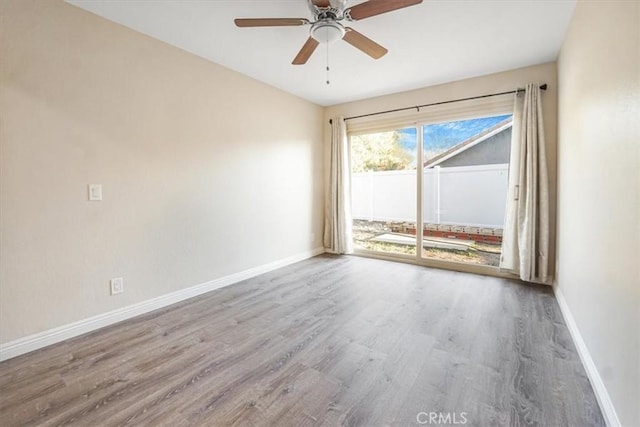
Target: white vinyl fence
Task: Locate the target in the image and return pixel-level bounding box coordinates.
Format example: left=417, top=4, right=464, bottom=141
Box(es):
left=352, top=164, right=509, bottom=228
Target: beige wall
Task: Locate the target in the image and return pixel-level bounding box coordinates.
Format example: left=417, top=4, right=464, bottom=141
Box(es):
left=0, top=0, right=324, bottom=344
left=324, top=62, right=558, bottom=273
left=556, top=1, right=640, bottom=425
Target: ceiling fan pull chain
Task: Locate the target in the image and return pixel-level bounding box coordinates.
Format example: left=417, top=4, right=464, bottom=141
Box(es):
left=326, top=42, right=330, bottom=85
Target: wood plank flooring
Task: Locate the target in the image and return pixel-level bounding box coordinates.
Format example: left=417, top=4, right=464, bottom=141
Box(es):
left=0, top=255, right=604, bottom=426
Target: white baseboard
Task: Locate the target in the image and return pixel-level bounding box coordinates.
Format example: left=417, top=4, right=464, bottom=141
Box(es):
left=553, top=286, right=621, bottom=427
left=0, top=247, right=325, bottom=362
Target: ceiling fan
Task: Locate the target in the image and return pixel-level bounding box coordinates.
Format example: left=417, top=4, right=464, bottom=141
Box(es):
left=234, top=0, right=423, bottom=65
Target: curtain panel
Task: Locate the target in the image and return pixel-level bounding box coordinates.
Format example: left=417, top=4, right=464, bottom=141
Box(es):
left=324, top=117, right=354, bottom=254
left=500, top=84, right=550, bottom=284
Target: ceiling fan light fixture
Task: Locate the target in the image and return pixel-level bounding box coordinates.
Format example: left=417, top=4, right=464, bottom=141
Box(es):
left=310, top=21, right=345, bottom=44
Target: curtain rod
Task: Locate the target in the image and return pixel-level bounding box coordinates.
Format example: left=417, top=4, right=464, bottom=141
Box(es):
left=329, top=84, right=547, bottom=124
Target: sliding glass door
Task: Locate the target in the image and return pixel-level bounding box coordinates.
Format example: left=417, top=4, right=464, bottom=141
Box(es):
left=351, top=127, right=417, bottom=256
left=421, top=115, right=512, bottom=266
left=351, top=114, right=512, bottom=269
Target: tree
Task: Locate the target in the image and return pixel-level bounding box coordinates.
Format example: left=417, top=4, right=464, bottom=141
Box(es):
left=351, top=131, right=414, bottom=172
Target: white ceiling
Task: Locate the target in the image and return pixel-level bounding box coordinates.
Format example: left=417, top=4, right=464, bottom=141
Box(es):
left=66, top=0, right=576, bottom=106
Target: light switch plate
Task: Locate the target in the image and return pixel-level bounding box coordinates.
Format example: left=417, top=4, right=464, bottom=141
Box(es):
left=88, top=184, right=102, bottom=201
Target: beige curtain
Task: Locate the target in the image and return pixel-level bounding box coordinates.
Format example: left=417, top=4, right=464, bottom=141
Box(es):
left=500, top=84, right=550, bottom=283
left=324, top=117, right=353, bottom=254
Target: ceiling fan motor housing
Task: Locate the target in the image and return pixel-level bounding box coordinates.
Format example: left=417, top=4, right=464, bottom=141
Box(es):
left=329, top=0, right=348, bottom=10
left=310, top=20, right=345, bottom=44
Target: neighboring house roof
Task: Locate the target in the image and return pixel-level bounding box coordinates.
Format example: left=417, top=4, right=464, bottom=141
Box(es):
left=424, top=118, right=513, bottom=168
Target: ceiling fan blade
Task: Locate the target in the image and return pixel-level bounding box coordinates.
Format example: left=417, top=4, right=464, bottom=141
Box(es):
left=343, top=27, right=388, bottom=59
left=311, top=0, right=331, bottom=6
left=292, top=37, right=320, bottom=65
left=234, top=18, right=310, bottom=27
left=346, top=0, right=423, bottom=21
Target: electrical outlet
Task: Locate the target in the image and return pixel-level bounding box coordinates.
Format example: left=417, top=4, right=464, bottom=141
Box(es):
left=110, top=277, right=124, bottom=295
left=88, top=184, right=102, bottom=201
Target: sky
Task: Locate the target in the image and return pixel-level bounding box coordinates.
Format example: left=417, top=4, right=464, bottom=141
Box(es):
left=398, top=114, right=512, bottom=160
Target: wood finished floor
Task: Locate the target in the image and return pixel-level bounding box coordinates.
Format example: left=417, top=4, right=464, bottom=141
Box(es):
left=0, top=255, right=604, bottom=426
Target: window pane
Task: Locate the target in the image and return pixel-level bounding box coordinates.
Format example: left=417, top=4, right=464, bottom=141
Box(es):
left=351, top=128, right=417, bottom=256
left=422, top=115, right=512, bottom=266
